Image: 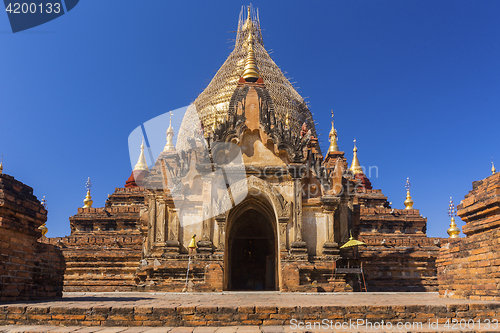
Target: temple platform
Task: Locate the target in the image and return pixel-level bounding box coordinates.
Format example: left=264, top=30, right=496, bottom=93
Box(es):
left=1, top=292, right=500, bottom=332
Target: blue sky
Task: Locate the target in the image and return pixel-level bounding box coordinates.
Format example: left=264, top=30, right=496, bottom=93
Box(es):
left=0, top=1, right=499, bottom=238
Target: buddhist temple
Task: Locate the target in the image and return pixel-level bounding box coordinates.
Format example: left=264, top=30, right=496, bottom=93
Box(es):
left=56, top=5, right=442, bottom=293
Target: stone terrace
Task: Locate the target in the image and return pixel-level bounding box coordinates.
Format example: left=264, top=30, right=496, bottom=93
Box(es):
left=1, top=292, right=500, bottom=331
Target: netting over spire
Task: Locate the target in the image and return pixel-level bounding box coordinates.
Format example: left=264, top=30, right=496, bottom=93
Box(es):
left=187, top=5, right=316, bottom=139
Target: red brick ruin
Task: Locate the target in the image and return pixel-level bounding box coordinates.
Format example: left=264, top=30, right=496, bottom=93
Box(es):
left=0, top=174, right=64, bottom=302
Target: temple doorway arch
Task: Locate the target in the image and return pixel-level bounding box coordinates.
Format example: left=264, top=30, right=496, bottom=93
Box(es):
left=225, top=199, right=278, bottom=291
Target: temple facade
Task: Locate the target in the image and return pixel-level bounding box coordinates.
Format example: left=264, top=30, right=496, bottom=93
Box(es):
left=57, top=6, right=443, bottom=293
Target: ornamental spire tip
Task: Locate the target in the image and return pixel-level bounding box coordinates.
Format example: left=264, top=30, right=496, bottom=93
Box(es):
left=328, top=111, right=339, bottom=153
left=350, top=139, right=363, bottom=174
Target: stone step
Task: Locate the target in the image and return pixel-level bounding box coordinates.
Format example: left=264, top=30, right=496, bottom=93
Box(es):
left=1, top=299, right=499, bottom=328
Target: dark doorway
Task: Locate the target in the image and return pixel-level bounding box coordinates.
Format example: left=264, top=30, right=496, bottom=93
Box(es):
left=228, top=209, right=276, bottom=291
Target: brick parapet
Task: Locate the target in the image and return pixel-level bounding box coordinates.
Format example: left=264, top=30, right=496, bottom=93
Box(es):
left=458, top=172, right=500, bottom=236
left=0, top=174, right=47, bottom=236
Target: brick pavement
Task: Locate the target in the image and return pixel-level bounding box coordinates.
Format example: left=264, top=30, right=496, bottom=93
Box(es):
left=1, top=324, right=500, bottom=332
left=1, top=292, right=500, bottom=331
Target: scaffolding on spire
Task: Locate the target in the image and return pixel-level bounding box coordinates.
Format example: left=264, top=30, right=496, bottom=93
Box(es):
left=186, top=5, right=316, bottom=143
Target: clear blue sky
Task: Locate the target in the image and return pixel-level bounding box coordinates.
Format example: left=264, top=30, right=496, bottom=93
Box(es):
left=1, top=1, right=499, bottom=238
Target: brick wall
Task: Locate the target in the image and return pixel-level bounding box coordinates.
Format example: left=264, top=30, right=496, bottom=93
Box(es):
left=356, top=206, right=444, bottom=292
left=438, top=172, right=500, bottom=300
left=0, top=174, right=64, bottom=301
left=359, top=234, right=443, bottom=292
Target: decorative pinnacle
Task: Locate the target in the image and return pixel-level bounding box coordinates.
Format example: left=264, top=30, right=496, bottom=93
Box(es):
left=40, top=196, right=48, bottom=236
left=405, top=177, right=411, bottom=191
left=285, top=110, right=290, bottom=128
left=243, top=5, right=253, bottom=29
left=85, top=177, right=92, bottom=192
left=349, top=139, right=363, bottom=174
left=164, top=111, right=175, bottom=152
left=404, top=177, right=414, bottom=209
left=242, top=34, right=260, bottom=82
left=328, top=111, right=339, bottom=153
left=448, top=197, right=457, bottom=218
left=0, top=154, right=3, bottom=175
left=83, top=177, right=93, bottom=208
left=134, top=140, right=149, bottom=171
left=38, top=223, right=48, bottom=237
left=492, top=158, right=496, bottom=175
left=447, top=197, right=460, bottom=238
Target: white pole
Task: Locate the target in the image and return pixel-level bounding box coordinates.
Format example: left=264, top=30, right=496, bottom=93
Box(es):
left=183, top=249, right=192, bottom=291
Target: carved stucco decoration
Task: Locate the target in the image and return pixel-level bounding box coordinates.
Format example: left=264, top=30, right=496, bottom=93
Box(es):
left=228, top=175, right=291, bottom=222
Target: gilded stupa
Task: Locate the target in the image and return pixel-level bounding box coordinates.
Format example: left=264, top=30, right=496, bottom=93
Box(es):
left=177, top=6, right=317, bottom=153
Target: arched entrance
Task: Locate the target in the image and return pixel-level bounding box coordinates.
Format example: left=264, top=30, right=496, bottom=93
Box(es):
left=226, top=207, right=277, bottom=291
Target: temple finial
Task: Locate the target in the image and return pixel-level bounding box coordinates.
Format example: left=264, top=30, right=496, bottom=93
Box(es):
left=243, top=4, right=254, bottom=31
left=447, top=197, right=460, bottom=238
left=38, top=196, right=48, bottom=236
left=242, top=33, right=260, bottom=82
left=404, top=177, right=414, bottom=209
left=38, top=222, right=48, bottom=237
left=349, top=139, right=363, bottom=174
left=328, top=110, right=339, bottom=152
left=134, top=140, right=149, bottom=171
left=163, top=111, right=175, bottom=152
left=0, top=155, right=3, bottom=175
left=83, top=177, right=93, bottom=208
left=492, top=158, right=496, bottom=175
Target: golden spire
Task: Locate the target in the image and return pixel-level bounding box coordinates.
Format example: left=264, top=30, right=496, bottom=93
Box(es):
left=328, top=111, right=339, bottom=152
left=163, top=111, right=175, bottom=152
left=134, top=140, right=149, bottom=171
left=350, top=139, right=363, bottom=174
left=242, top=32, right=260, bottom=82
left=404, top=177, right=414, bottom=209
left=38, top=196, right=48, bottom=236
left=243, top=5, right=253, bottom=30
left=447, top=197, right=460, bottom=238
left=83, top=177, right=93, bottom=208
left=0, top=155, right=3, bottom=175
left=492, top=158, right=496, bottom=175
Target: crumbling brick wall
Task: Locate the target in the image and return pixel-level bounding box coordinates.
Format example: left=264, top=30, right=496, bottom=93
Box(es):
left=437, top=172, right=500, bottom=300
left=0, top=174, right=64, bottom=301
